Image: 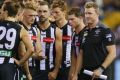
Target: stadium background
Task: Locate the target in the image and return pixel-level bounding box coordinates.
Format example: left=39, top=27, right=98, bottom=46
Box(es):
left=0, top=0, right=120, bottom=80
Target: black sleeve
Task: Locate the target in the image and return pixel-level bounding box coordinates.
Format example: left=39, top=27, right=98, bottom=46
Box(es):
left=102, top=28, right=115, bottom=46
left=79, top=31, right=84, bottom=49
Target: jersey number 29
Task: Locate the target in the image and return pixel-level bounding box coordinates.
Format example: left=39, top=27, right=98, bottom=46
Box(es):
left=0, top=26, right=17, bottom=50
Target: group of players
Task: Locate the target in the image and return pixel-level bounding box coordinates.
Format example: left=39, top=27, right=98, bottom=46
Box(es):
left=0, top=0, right=116, bottom=80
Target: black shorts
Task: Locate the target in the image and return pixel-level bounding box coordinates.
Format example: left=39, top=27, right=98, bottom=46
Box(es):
left=0, top=63, right=16, bottom=80
left=56, top=67, right=70, bottom=80
left=15, top=67, right=27, bottom=80
left=33, top=69, right=49, bottom=80
left=29, top=67, right=35, bottom=77
left=32, top=68, right=54, bottom=80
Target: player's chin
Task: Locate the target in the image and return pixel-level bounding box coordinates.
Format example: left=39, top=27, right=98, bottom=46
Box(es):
left=69, top=24, right=73, bottom=27
left=30, top=21, right=35, bottom=24
left=86, top=20, right=93, bottom=24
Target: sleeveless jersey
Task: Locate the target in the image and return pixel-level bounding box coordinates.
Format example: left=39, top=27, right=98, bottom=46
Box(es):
left=19, top=22, right=38, bottom=67
left=60, top=23, right=72, bottom=68
left=0, top=20, right=21, bottom=63
left=35, top=23, right=56, bottom=70
left=53, top=22, right=73, bottom=68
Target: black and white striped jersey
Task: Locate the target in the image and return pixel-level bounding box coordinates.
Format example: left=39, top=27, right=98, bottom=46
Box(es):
left=60, top=23, right=73, bottom=68
left=72, top=32, right=81, bottom=57
left=19, top=22, right=38, bottom=67
left=35, top=23, right=56, bottom=70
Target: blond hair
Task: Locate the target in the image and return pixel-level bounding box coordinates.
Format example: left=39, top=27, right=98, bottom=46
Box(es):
left=24, top=2, right=37, bottom=11
left=84, top=1, right=99, bottom=14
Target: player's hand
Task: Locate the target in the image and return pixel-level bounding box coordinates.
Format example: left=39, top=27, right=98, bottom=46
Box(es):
left=26, top=73, right=32, bottom=80
left=32, top=52, right=47, bottom=60
left=48, top=71, right=57, bottom=80
left=38, top=55, right=47, bottom=60
left=92, top=68, right=103, bottom=79
left=71, top=74, right=78, bottom=80
left=13, top=58, right=21, bottom=66
left=68, top=71, right=74, bottom=80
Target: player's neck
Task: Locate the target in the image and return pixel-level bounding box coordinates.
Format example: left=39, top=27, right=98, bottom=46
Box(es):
left=88, top=19, right=99, bottom=29
left=75, top=23, right=85, bottom=34
left=56, top=18, right=67, bottom=28
left=5, top=17, right=16, bottom=22
left=22, top=21, right=31, bottom=29
left=39, top=20, right=50, bottom=30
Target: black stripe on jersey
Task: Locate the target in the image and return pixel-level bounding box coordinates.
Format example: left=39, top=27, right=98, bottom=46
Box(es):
left=19, top=21, right=38, bottom=67
left=3, top=57, right=10, bottom=64
left=35, top=23, right=56, bottom=70
left=61, top=23, right=72, bottom=68
left=45, top=28, right=51, bottom=70
left=19, top=21, right=38, bottom=48
left=30, top=27, right=37, bottom=67
left=35, top=58, right=40, bottom=69
left=30, top=27, right=37, bottom=46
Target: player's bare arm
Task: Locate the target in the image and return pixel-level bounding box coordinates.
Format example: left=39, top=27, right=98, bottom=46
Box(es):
left=48, top=27, right=62, bottom=80
left=72, top=49, right=83, bottom=80
left=68, top=49, right=77, bottom=80
left=15, top=27, right=34, bottom=66
left=18, top=41, right=32, bottom=80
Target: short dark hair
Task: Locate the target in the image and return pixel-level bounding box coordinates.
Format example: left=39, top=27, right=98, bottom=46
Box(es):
left=3, top=1, right=20, bottom=17
left=38, top=1, right=50, bottom=8
left=68, top=7, right=83, bottom=17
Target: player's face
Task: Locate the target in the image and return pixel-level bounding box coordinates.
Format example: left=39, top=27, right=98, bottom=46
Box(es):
left=51, top=7, right=65, bottom=21
left=23, top=9, right=37, bottom=25
left=68, top=14, right=80, bottom=29
left=37, top=5, right=50, bottom=22
left=84, top=7, right=99, bottom=25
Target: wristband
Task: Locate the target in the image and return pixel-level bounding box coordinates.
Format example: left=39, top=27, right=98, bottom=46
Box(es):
left=99, top=66, right=105, bottom=73
left=100, top=65, right=105, bottom=71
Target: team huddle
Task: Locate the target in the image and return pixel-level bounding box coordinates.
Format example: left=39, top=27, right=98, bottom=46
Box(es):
left=0, top=0, right=116, bottom=80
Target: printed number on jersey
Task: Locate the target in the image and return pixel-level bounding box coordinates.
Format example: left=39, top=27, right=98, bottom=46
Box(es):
left=0, top=26, right=17, bottom=49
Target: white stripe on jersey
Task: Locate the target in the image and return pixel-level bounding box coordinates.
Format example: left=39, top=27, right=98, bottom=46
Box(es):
left=28, top=27, right=38, bottom=67
left=0, top=57, right=4, bottom=64
left=14, top=71, right=16, bottom=80
left=40, top=31, right=46, bottom=70
left=65, top=25, right=72, bottom=67
left=75, top=36, right=80, bottom=56
left=32, top=27, right=38, bottom=36
left=49, top=27, right=55, bottom=69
